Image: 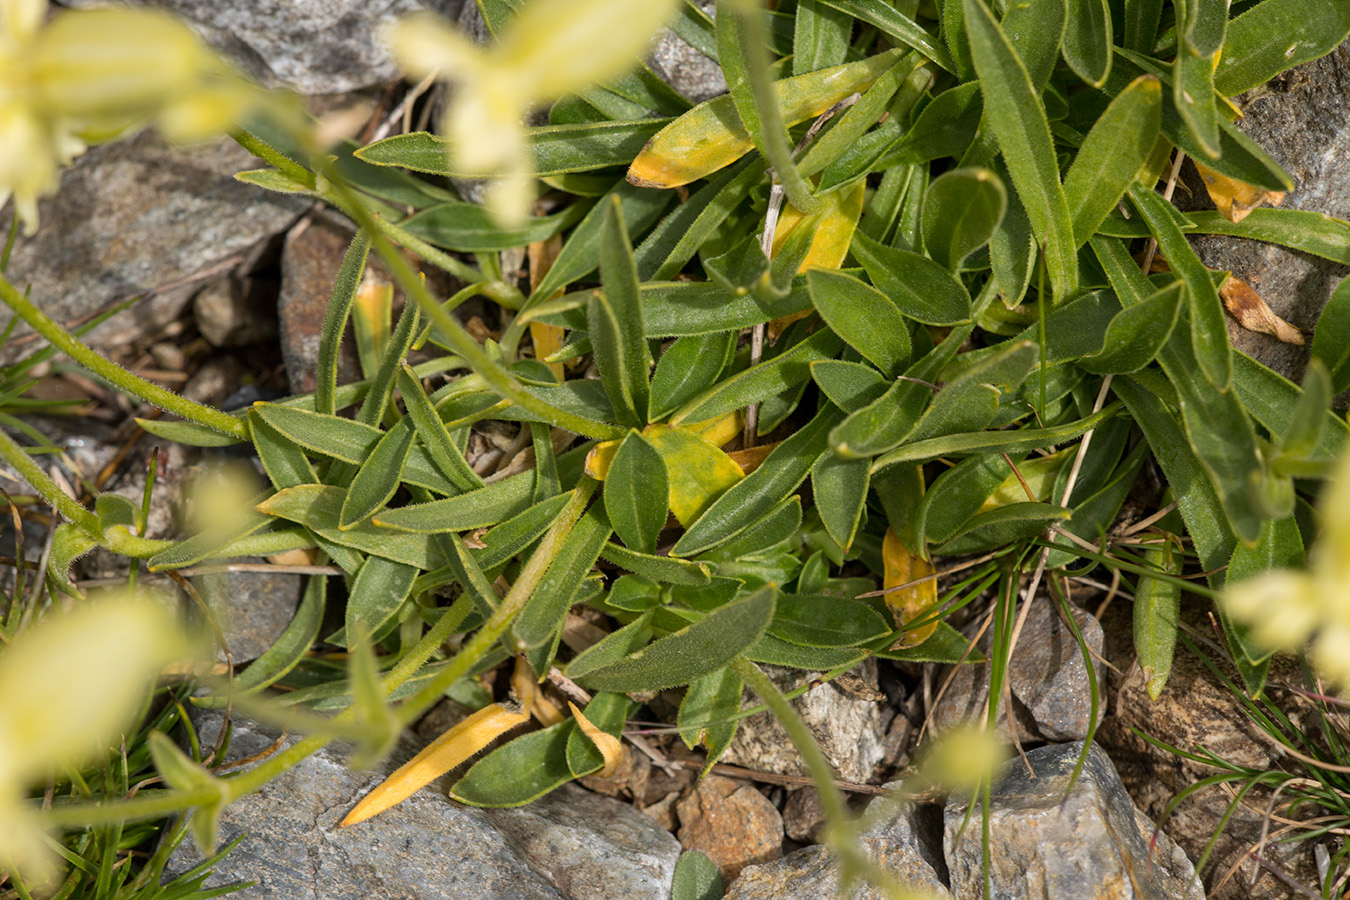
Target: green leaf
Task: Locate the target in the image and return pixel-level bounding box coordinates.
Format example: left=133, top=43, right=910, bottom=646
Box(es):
left=450, top=721, right=575, bottom=807
left=578, top=586, right=776, bottom=692
left=1134, top=540, right=1182, bottom=700
left=1313, top=275, right=1350, bottom=394
left=1077, top=281, right=1182, bottom=374
left=589, top=196, right=650, bottom=427
left=768, top=593, right=890, bottom=647
left=677, top=668, right=743, bottom=769
left=881, top=82, right=982, bottom=167
left=936, top=501, right=1071, bottom=554
left=794, top=0, right=852, bottom=75
left=915, top=453, right=1012, bottom=547
left=401, top=201, right=583, bottom=252
left=798, top=53, right=927, bottom=182
left=356, top=120, right=667, bottom=177
left=1122, top=0, right=1163, bottom=53
left=1223, top=514, right=1305, bottom=678
left=1062, top=0, right=1112, bottom=87
left=605, top=431, right=669, bottom=555
left=539, top=278, right=815, bottom=338
left=233, top=573, right=326, bottom=693
left=1172, top=0, right=1224, bottom=158
left=1001, top=0, right=1067, bottom=91
left=249, top=408, right=317, bottom=490
left=963, top=0, right=1077, bottom=302
left=829, top=324, right=971, bottom=458
left=339, top=420, right=414, bottom=529
left=1128, top=184, right=1231, bottom=391
left=672, top=852, right=724, bottom=900
left=1215, top=0, right=1350, bottom=96
left=669, top=328, right=844, bottom=426
left=745, top=634, right=867, bottom=669
left=600, top=542, right=712, bottom=586
left=637, top=160, right=766, bottom=281
left=1184, top=209, right=1350, bottom=265
left=530, top=180, right=672, bottom=303
left=1233, top=353, right=1348, bottom=465
left=811, top=453, right=870, bottom=551
left=1062, top=75, right=1161, bottom=247
left=136, top=417, right=245, bottom=447
left=920, top=166, right=1007, bottom=271
left=512, top=504, right=613, bottom=649
left=674, top=406, right=843, bottom=556
left=650, top=332, right=737, bottom=420
left=356, top=293, right=420, bottom=427
left=701, top=496, right=803, bottom=561
left=259, top=484, right=447, bottom=569
left=807, top=269, right=910, bottom=377
left=342, top=556, right=418, bottom=646
left=810, top=0, right=954, bottom=71
left=988, top=171, right=1037, bottom=306
left=911, top=340, right=1039, bottom=442
left=870, top=402, right=1119, bottom=471
left=398, top=366, right=483, bottom=492
left=566, top=611, right=655, bottom=680
left=810, top=360, right=889, bottom=412
left=852, top=231, right=973, bottom=325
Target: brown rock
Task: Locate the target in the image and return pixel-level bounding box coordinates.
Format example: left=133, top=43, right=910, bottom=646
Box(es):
left=676, top=775, right=784, bottom=882
left=782, top=787, right=828, bottom=844
left=277, top=214, right=366, bottom=394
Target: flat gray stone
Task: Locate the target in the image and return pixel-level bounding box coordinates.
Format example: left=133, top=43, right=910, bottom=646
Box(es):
left=931, top=600, right=1105, bottom=742
left=720, top=660, right=886, bottom=784
left=2, top=131, right=306, bottom=355
left=944, top=742, right=1203, bottom=900
left=725, top=799, right=950, bottom=900
left=1182, top=39, right=1350, bottom=382
left=166, top=711, right=681, bottom=899
left=192, top=561, right=304, bottom=665
left=66, top=0, right=465, bottom=95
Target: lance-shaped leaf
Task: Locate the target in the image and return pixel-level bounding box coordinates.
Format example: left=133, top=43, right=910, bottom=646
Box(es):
left=605, top=431, right=669, bottom=555
left=794, top=0, right=851, bottom=75
left=1077, top=281, right=1182, bottom=374
left=811, top=453, right=870, bottom=551
left=341, top=555, right=419, bottom=647
left=339, top=419, right=415, bottom=529
left=920, top=167, right=1006, bottom=271
left=852, top=231, right=972, bottom=325
left=398, top=365, right=483, bottom=492
left=1134, top=539, right=1182, bottom=701
left=809, top=0, right=954, bottom=71
left=234, top=574, right=326, bottom=693
left=807, top=269, right=910, bottom=377
left=1216, top=0, right=1350, bottom=96
left=963, top=0, right=1077, bottom=302
left=1001, top=0, right=1067, bottom=91
left=589, top=196, right=649, bottom=427
left=883, top=81, right=982, bottom=167
left=627, top=48, right=905, bottom=188
left=578, top=586, right=777, bottom=693
left=650, top=331, right=737, bottom=420
left=769, top=593, right=890, bottom=648
left=1062, top=0, right=1112, bottom=87
left=883, top=527, right=939, bottom=648
left=1183, top=209, right=1350, bottom=264
left=512, top=504, right=613, bottom=649
left=1314, top=276, right=1350, bottom=395
left=1062, top=75, right=1161, bottom=247
left=1129, top=184, right=1231, bottom=391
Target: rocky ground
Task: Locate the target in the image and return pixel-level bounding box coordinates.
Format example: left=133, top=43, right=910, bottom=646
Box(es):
left=4, top=3, right=1349, bottom=898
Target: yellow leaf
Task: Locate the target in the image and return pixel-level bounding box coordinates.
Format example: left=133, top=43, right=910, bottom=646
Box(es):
left=768, top=180, right=866, bottom=338
left=341, top=702, right=528, bottom=826
left=628, top=49, right=905, bottom=189
left=683, top=410, right=742, bottom=450
left=1193, top=159, right=1285, bottom=224
left=644, top=424, right=744, bottom=527
left=882, top=527, right=939, bottom=648
left=568, top=701, right=625, bottom=778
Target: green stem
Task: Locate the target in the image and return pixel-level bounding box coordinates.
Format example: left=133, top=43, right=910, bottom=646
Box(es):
left=0, top=426, right=99, bottom=534
left=321, top=176, right=625, bottom=441
left=0, top=278, right=247, bottom=440
left=229, top=129, right=316, bottom=191
left=41, top=788, right=221, bottom=830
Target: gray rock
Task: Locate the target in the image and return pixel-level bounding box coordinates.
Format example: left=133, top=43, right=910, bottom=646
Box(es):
left=930, top=599, right=1105, bottom=742
left=725, top=798, right=950, bottom=900
left=3, top=131, right=306, bottom=355
left=191, top=561, right=305, bottom=665
left=944, top=741, right=1203, bottom=900
left=720, top=660, right=886, bottom=784
left=165, top=710, right=682, bottom=899
left=649, top=1, right=726, bottom=105
left=1183, top=40, right=1350, bottom=382
left=66, top=0, right=466, bottom=95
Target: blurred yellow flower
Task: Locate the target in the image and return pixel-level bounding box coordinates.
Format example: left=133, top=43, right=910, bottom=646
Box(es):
left=0, top=591, right=192, bottom=885
left=0, top=0, right=259, bottom=234
left=1224, top=446, right=1350, bottom=688
left=387, top=0, right=679, bottom=226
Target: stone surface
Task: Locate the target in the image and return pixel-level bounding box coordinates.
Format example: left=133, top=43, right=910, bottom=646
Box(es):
left=724, top=799, right=950, bottom=900
left=277, top=215, right=366, bottom=394
left=191, top=561, right=305, bottom=665
left=194, top=277, right=280, bottom=349
left=676, top=774, right=784, bottom=882
left=931, top=599, right=1105, bottom=742
left=1181, top=40, right=1350, bottom=382
left=3, top=131, right=306, bottom=355
left=166, top=710, right=682, bottom=899
left=782, top=786, right=828, bottom=844
left=944, top=741, right=1204, bottom=900
left=67, top=0, right=465, bottom=95
left=721, top=660, right=887, bottom=784
left=649, top=1, right=726, bottom=104
left=1098, top=600, right=1319, bottom=900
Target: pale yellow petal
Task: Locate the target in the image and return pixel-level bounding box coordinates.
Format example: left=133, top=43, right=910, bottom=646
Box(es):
left=498, top=0, right=679, bottom=100
left=386, top=11, right=485, bottom=83
left=0, top=0, right=45, bottom=47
